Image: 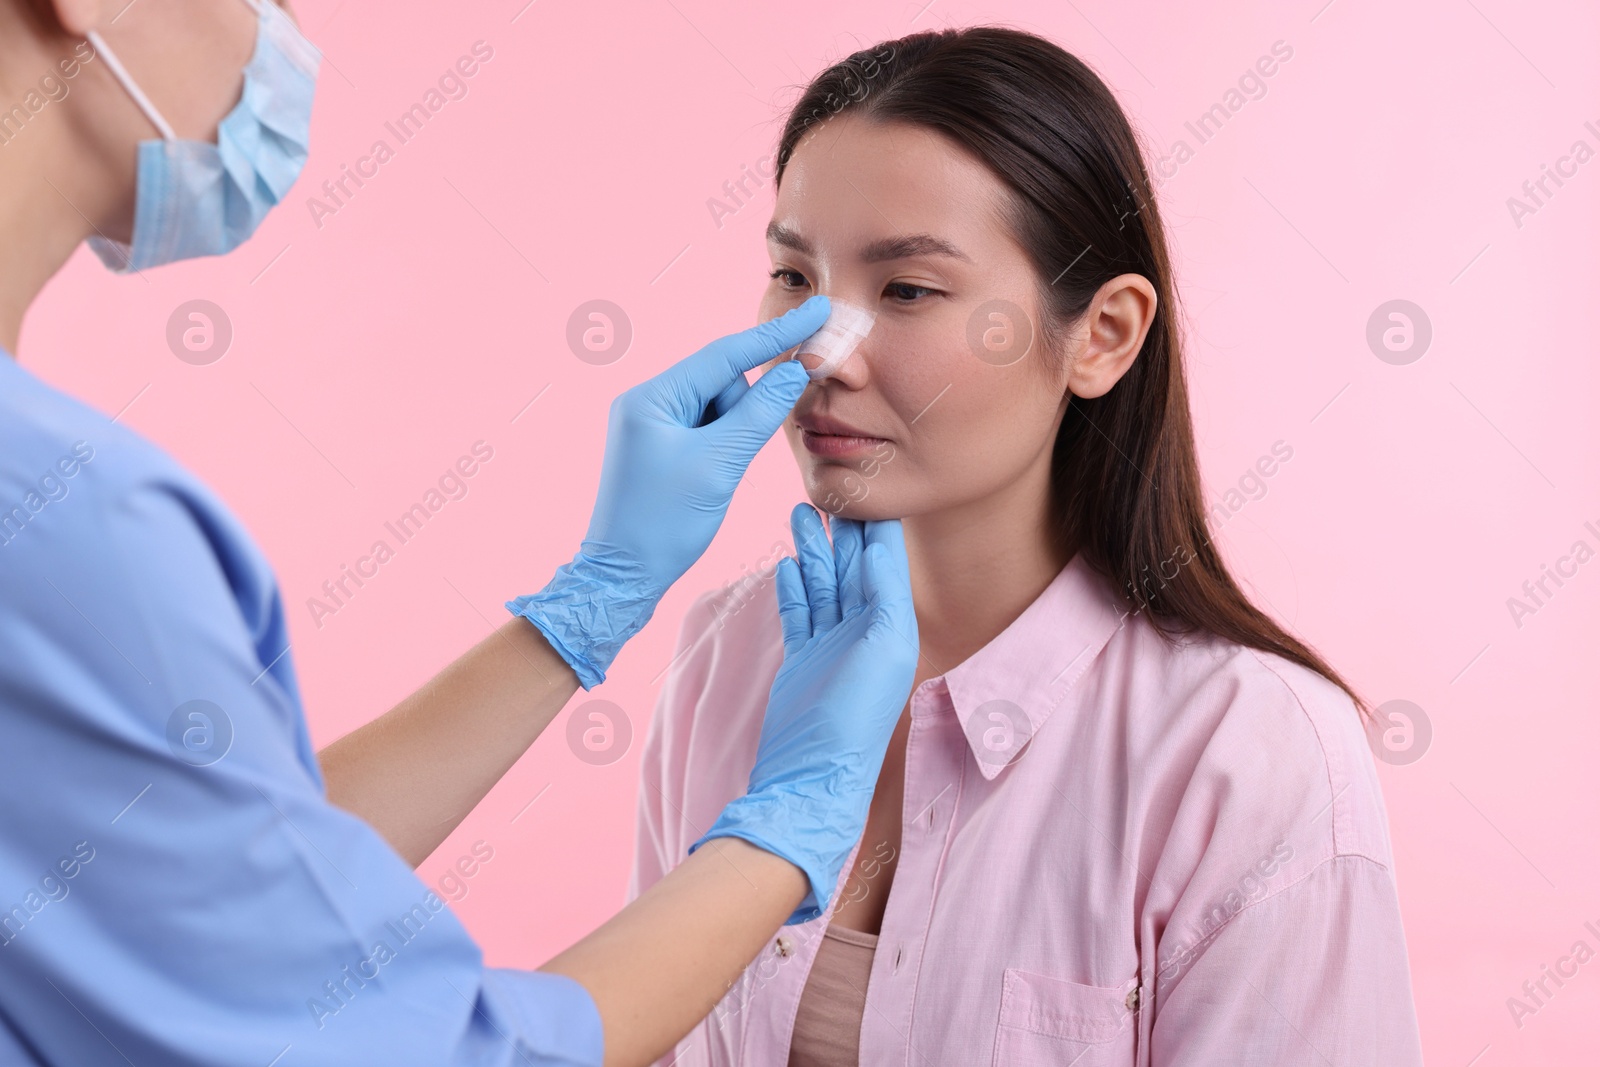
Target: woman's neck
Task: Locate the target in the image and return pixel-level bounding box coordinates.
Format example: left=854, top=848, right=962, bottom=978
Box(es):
left=900, top=460, right=1071, bottom=680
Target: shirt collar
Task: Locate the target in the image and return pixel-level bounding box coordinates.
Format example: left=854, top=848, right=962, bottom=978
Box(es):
left=940, top=552, right=1128, bottom=780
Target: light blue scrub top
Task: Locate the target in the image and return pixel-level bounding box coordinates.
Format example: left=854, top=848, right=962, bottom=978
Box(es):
left=0, top=352, right=603, bottom=1066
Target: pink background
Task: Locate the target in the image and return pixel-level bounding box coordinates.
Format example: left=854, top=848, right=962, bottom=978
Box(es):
left=17, top=0, right=1598, bottom=1061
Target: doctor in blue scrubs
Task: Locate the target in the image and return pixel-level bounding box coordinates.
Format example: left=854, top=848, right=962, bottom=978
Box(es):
left=0, top=1, right=922, bottom=1064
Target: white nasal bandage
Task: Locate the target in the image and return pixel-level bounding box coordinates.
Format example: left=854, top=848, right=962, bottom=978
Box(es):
left=795, top=301, right=876, bottom=381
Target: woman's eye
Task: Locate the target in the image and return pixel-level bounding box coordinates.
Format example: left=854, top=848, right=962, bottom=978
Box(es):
left=768, top=268, right=809, bottom=290
left=885, top=282, right=936, bottom=302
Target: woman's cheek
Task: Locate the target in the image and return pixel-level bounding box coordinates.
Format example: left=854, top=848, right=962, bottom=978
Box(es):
left=883, top=343, right=976, bottom=428
left=758, top=287, right=805, bottom=324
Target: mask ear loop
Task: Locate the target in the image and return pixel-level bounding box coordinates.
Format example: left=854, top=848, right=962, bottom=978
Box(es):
left=85, top=31, right=177, bottom=141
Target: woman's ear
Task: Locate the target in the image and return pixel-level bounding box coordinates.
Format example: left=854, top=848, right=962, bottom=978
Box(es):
left=1066, top=273, right=1158, bottom=399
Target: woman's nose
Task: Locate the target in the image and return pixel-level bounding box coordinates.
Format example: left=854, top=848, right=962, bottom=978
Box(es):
left=794, top=300, right=876, bottom=381
left=794, top=348, right=832, bottom=376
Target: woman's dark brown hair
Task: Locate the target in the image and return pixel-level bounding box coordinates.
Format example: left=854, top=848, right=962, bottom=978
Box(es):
left=773, top=27, right=1368, bottom=716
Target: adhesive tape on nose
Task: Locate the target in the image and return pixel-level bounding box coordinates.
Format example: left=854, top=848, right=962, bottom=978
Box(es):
left=796, top=301, right=876, bottom=381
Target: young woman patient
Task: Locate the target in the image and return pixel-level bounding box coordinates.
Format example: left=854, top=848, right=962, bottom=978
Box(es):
left=630, top=27, right=1423, bottom=1067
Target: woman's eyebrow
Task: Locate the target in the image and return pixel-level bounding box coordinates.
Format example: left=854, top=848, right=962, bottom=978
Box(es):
left=766, top=222, right=814, bottom=255
left=860, top=233, right=972, bottom=264
left=766, top=222, right=971, bottom=264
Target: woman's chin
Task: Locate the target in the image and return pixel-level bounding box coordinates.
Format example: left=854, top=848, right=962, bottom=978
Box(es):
left=798, top=462, right=921, bottom=522
left=804, top=494, right=900, bottom=524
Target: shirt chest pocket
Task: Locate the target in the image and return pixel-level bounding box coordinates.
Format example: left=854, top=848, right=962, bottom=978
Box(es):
left=991, top=967, right=1137, bottom=1067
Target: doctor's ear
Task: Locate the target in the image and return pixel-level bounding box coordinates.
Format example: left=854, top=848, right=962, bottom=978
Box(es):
left=40, top=0, right=105, bottom=36
left=1062, top=273, right=1158, bottom=400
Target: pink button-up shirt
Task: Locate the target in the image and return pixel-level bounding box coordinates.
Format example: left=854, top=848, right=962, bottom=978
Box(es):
left=630, top=553, right=1423, bottom=1066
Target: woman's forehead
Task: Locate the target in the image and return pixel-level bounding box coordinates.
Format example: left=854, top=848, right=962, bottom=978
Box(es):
left=772, top=116, right=1012, bottom=258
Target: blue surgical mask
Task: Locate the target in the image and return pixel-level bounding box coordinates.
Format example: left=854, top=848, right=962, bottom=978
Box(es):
left=86, top=0, right=319, bottom=273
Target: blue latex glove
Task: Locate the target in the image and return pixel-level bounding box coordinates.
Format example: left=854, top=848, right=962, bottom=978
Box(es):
left=508, top=296, right=831, bottom=689
left=690, top=503, right=921, bottom=924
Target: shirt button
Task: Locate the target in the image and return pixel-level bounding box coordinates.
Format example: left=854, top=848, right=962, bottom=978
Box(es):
left=775, top=936, right=795, bottom=957
left=1125, top=986, right=1141, bottom=1011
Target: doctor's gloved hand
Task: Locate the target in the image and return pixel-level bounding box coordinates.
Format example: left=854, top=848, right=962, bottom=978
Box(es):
left=507, top=296, right=830, bottom=690
left=690, top=504, right=920, bottom=925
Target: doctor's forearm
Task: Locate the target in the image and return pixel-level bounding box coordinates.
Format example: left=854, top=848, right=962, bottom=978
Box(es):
left=318, top=617, right=579, bottom=866
left=539, top=837, right=807, bottom=1067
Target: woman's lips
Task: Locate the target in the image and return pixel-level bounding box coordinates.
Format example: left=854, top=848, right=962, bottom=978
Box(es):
left=800, top=429, right=888, bottom=457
